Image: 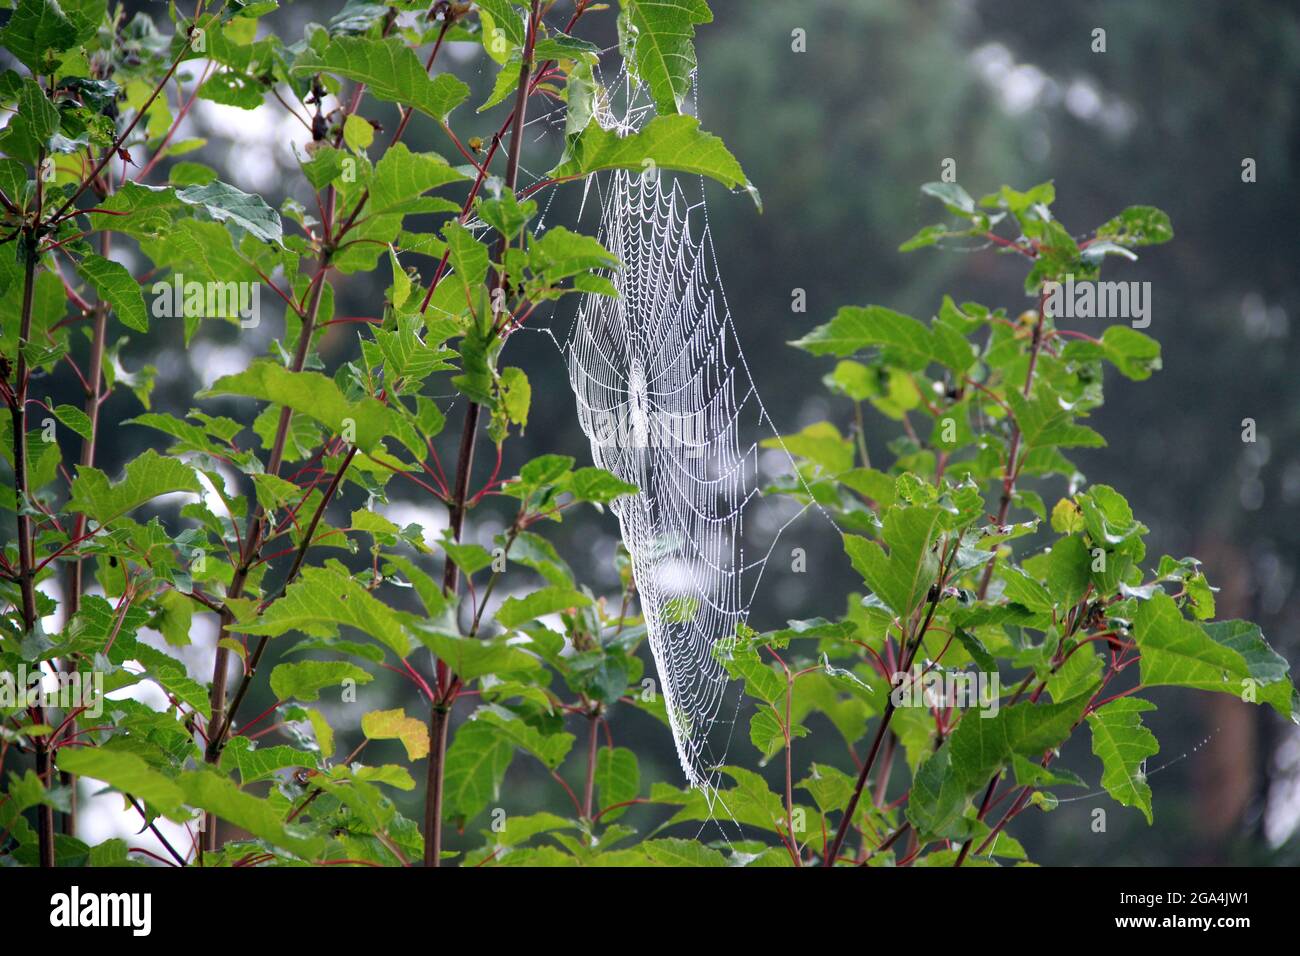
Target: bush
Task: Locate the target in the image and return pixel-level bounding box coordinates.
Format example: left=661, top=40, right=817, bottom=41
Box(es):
left=1, top=0, right=1293, bottom=868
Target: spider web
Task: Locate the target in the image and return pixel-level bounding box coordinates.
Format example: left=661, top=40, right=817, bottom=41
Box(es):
left=559, top=75, right=824, bottom=794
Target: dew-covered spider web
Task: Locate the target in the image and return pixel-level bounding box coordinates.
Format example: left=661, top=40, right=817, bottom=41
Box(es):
left=554, top=73, right=831, bottom=797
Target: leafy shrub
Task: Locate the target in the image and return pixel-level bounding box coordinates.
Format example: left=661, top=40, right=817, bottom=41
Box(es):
left=1, top=0, right=1293, bottom=868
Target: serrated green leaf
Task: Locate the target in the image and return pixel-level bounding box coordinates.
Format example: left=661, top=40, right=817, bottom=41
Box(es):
left=203, top=360, right=394, bottom=453
left=268, top=659, right=374, bottom=702
left=621, top=0, right=712, bottom=114
left=0, top=0, right=101, bottom=74
left=1087, top=697, right=1158, bottom=824
left=74, top=253, right=148, bottom=332
left=176, top=181, right=283, bottom=245
left=178, top=770, right=324, bottom=859
left=292, top=38, right=471, bottom=121
left=642, top=837, right=726, bottom=866
left=493, top=586, right=592, bottom=629
left=56, top=746, right=188, bottom=821
left=67, top=449, right=202, bottom=525
left=443, top=719, right=513, bottom=826
left=240, top=565, right=414, bottom=659
left=595, top=746, right=640, bottom=821
left=908, top=688, right=1097, bottom=839
left=550, top=115, right=758, bottom=207
left=416, top=629, right=542, bottom=680
left=842, top=506, right=943, bottom=618
left=1096, top=205, right=1173, bottom=247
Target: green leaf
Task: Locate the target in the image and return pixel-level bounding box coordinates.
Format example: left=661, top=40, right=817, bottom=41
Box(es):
left=789, top=305, right=971, bottom=372
left=178, top=770, right=324, bottom=859
left=595, top=747, right=640, bottom=821
left=549, top=115, right=758, bottom=208
left=898, top=223, right=952, bottom=253
left=642, top=837, right=726, bottom=867
left=75, top=253, right=149, bottom=332
left=750, top=708, right=807, bottom=761
left=55, top=747, right=188, bottom=822
left=798, top=763, right=857, bottom=815
left=1096, top=206, right=1173, bottom=247
left=369, top=143, right=467, bottom=217
left=1202, top=619, right=1298, bottom=720
left=762, top=422, right=853, bottom=475
left=292, top=38, right=471, bottom=121
left=156, top=588, right=194, bottom=647
left=498, top=366, right=531, bottom=428
left=621, top=0, right=712, bottom=114
left=88, top=838, right=132, bottom=867
left=907, top=688, right=1097, bottom=839
left=2, top=76, right=60, bottom=165
left=475, top=709, right=574, bottom=770
left=240, top=566, right=414, bottom=659
left=67, top=449, right=202, bottom=525
left=528, top=226, right=619, bottom=283
left=920, top=181, right=976, bottom=216
left=381, top=554, right=452, bottom=619
left=442, top=220, right=490, bottom=295
left=568, top=467, right=639, bottom=503
left=478, top=54, right=523, bottom=112
left=520, top=454, right=574, bottom=487
left=506, top=531, right=574, bottom=586
left=1006, top=386, right=1106, bottom=450
left=269, top=659, right=374, bottom=702
left=443, top=720, right=513, bottom=826
left=52, top=403, right=93, bottom=441
left=1050, top=497, right=1085, bottom=534
left=653, top=766, right=791, bottom=834
left=718, top=635, right=785, bottom=705
left=220, top=739, right=317, bottom=785
left=1100, top=325, right=1162, bottom=381
left=1044, top=534, right=1092, bottom=610
left=84, top=182, right=176, bottom=239
left=1087, top=697, right=1158, bottom=824
left=116, top=633, right=212, bottom=718
left=0, top=0, right=102, bottom=73
left=342, top=113, right=373, bottom=152
left=1047, top=641, right=1101, bottom=703
left=842, top=505, right=944, bottom=618
left=415, top=629, right=542, bottom=681
left=1009, top=754, right=1086, bottom=790
left=176, top=181, right=283, bottom=245
left=477, top=0, right=526, bottom=58
left=1133, top=592, right=1251, bottom=698
left=203, top=360, right=394, bottom=453
left=494, top=586, right=592, bottom=629
left=350, top=507, right=400, bottom=541
left=1076, top=484, right=1142, bottom=546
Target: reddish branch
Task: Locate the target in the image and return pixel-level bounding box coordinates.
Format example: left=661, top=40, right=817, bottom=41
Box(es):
left=423, top=0, right=548, bottom=869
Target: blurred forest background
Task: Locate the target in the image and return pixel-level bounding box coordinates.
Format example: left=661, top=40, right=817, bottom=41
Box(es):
left=33, top=0, right=1300, bottom=864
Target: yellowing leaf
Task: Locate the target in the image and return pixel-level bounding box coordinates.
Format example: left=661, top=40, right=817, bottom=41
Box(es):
left=362, top=708, right=429, bottom=760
